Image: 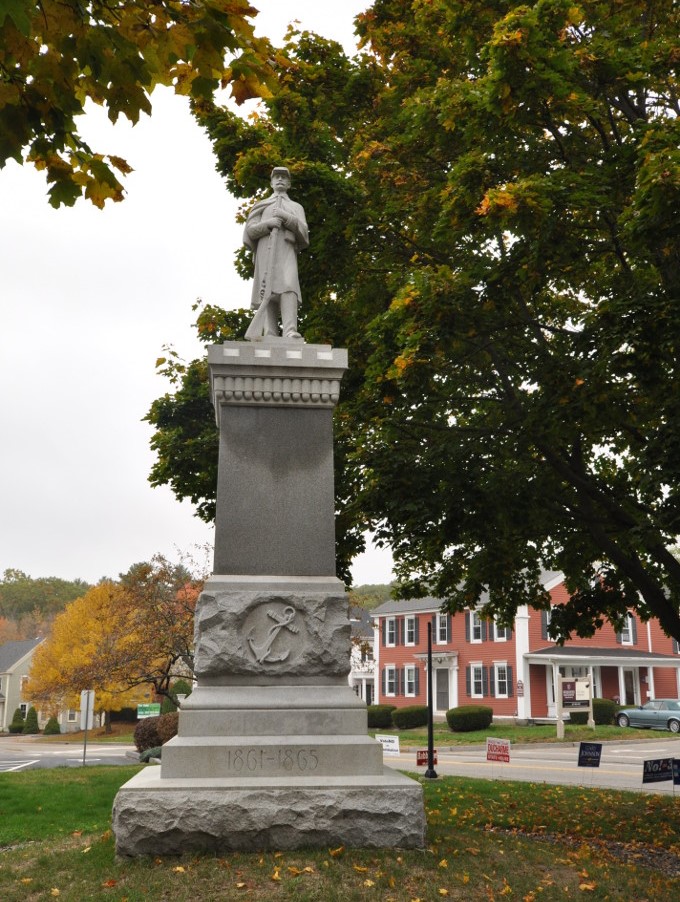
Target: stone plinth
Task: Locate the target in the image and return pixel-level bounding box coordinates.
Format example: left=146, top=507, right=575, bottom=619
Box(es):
left=112, top=340, right=425, bottom=856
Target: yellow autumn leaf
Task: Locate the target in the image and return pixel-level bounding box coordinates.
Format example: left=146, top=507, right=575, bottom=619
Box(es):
left=579, top=884, right=597, bottom=892
left=439, top=890, right=449, bottom=897
left=353, top=865, right=369, bottom=873
left=271, top=868, right=281, bottom=882
left=329, top=846, right=345, bottom=857
left=172, top=866, right=186, bottom=873
left=235, top=883, right=247, bottom=889
left=501, top=883, right=513, bottom=895
left=364, top=879, right=376, bottom=887
left=82, top=846, right=91, bottom=854
left=439, top=858, right=448, bottom=868
left=462, top=874, right=470, bottom=884
left=51, top=891, right=60, bottom=898
left=20, top=879, right=32, bottom=884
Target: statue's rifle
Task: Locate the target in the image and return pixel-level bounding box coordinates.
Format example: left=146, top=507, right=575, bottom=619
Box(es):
left=245, top=197, right=282, bottom=340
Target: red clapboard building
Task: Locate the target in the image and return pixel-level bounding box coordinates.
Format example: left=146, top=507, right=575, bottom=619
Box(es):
left=372, top=572, right=680, bottom=720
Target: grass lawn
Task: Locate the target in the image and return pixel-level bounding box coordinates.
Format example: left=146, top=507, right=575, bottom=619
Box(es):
left=370, top=722, right=646, bottom=747
left=0, top=765, right=678, bottom=900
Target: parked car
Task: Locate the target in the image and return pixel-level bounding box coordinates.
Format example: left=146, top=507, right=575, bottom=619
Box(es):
left=616, top=699, right=680, bottom=733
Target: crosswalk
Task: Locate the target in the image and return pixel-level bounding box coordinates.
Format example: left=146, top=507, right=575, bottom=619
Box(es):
left=0, top=759, right=39, bottom=772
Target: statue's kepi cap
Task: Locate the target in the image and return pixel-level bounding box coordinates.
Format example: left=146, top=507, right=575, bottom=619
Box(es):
left=271, top=166, right=291, bottom=178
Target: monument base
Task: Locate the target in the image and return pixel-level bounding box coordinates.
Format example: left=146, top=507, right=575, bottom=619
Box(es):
left=112, top=767, right=426, bottom=856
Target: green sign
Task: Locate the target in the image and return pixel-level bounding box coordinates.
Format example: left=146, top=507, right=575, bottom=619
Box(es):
left=137, top=703, right=161, bottom=719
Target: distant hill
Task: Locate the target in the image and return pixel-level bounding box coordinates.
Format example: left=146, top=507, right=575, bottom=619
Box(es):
left=348, top=583, right=394, bottom=610
left=0, top=569, right=91, bottom=620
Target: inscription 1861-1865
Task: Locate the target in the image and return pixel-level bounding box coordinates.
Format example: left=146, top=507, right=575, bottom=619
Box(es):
left=225, top=747, right=319, bottom=773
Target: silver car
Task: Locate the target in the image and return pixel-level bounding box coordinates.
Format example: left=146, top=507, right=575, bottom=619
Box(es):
left=616, top=699, right=680, bottom=733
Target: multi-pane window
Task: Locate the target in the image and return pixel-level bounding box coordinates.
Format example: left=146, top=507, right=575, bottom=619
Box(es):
left=68, top=709, right=78, bottom=722
left=384, top=665, right=397, bottom=696
left=471, top=611, right=483, bottom=642
left=619, top=613, right=635, bottom=645
left=494, top=622, right=510, bottom=641
left=405, top=665, right=417, bottom=696
left=471, top=664, right=484, bottom=697
left=405, top=616, right=417, bottom=645
left=436, top=613, right=450, bottom=644
left=385, top=617, right=396, bottom=646
left=494, top=664, right=509, bottom=697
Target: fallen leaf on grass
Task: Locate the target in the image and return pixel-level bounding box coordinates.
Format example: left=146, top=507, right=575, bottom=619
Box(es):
left=102, top=880, right=117, bottom=888
left=20, top=878, right=32, bottom=885
left=287, top=866, right=314, bottom=876
left=579, top=884, right=597, bottom=892
left=439, top=890, right=449, bottom=897
left=172, top=866, right=186, bottom=874
left=271, top=867, right=281, bottom=882
left=462, top=874, right=470, bottom=884
left=72, top=831, right=82, bottom=837
left=82, top=847, right=91, bottom=854
left=364, top=879, right=375, bottom=887
left=235, top=882, right=247, bottom=889
left=50, top=891, right=60, bottom=897
left=439, top=859, right=448, bottom=868
left=353, top=865, right=369, bottom=873
left=329, top=845, right=344, bottom=857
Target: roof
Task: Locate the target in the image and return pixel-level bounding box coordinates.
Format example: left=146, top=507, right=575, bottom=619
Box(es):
left=0, top=638, right=43, bottom=673
left=527, top=646, right=680, bottom=666
left=348, top=605, right=374, bottom=639
left=372, top=571, right=565, bottom=616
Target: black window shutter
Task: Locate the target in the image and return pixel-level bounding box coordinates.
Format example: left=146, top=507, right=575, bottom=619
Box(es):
left=414, top=617, right=420, bottom=644
left=489, top=667, right=496, bottom=697
left=400, top=668, right=405, bottom=695
left=381, top=668, right=386, bottom=696
left=382, top=619, right=386, bottom=647
left=616, top=630, right=622, bottom=645
left=465, top=611, right=470, bottom=642
left=415, top=666, right=420, bottom=696
left=465, top=666, right=471, bottom=697
left=431, top=614, right=437, bottom=638
left=481, top=619, right=488, bottom=641
left=541, top=610, right=548, bottom=640
left=482, top=667, right=489, bottom=697
left=631, top=616, right=638, bottom=645
left=446, top=614, right=452, bottom=642
left=508, top=665, right=514, bottom=697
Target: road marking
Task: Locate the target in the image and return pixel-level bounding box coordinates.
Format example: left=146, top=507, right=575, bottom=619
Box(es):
left=0, top=760, right=39, bottom=772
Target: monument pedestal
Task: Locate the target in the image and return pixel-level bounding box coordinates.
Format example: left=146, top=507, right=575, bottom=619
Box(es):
left=113, top=342, right=425, bottom=855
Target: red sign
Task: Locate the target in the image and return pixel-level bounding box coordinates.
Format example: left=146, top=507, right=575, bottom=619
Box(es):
left=486, top=738, right=511, bottom=763
left=416, top=749, right=438, bottom=766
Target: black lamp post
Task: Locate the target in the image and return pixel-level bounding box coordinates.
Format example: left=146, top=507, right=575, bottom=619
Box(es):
left=424, top=621, right=438, bottom=779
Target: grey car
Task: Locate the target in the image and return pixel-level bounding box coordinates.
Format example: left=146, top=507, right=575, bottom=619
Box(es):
left=616, top=699, right=680, bottom=733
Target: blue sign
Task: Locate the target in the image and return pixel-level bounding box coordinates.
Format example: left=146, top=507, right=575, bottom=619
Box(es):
left=642, top=757, right=674, bottom=784
left=578, top=742, right=602, bottom=768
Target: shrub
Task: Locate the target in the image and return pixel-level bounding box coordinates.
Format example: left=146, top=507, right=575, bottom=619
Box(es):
left=446, top=705, right=493, bottom=732
left=367, top=705, right=397, bottom=729
left=391, top=705, right=429, bottom=730
left=43, top=716, right=61, bottom=735
left=134, top=716, right=162, bottom=753
left=8, top=708, right=25, bottom=734
left=157, top=711, right=179, bottom=744
left=568, top=698, right=619, bottom=726
left=139, top=746, right=162, bottom=763
left=22, top=706, right=40, bottom=734
left=160, top=679, right=193, bottom=714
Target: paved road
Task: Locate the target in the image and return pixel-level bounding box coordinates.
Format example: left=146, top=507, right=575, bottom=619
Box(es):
left=0, top=736, right=136, bottom=771
left=384, top=737, right=680, bottom=795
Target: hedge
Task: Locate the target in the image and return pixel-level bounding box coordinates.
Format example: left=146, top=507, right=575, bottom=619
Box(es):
left=569, top=698, right=618, bottom=726
left=367, top=705, right=397, bottom=729
left=43, top=715, right=61, bottom=735
left=391, top=705, right=429, bottom=730
left=446, top=705, right=493, bottom=732
left=8, top=708, right=24, bottom=734
left=157, top=711, right=179, bottom=744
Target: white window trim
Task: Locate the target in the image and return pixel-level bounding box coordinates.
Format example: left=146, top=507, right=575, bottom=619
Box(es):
left=470, top=663, right=484, bottom=698
left=385, top=617, right=396, bottom=647
left=436, top=613, right=449, bottom=645
left=384, top=665, right=397, bottom=697
left=494, top=662, right=509, bottom=698
left=405, top=615, right=416, bottom=646
left=67, top=709, right=78, bottom=722
left=493, top=621, right=509, bottom=642
left=620, top=613, right=634, bottom=646
left=405, top=664, right=417, bottom=697
left=470, top=610, right=483, bottom=643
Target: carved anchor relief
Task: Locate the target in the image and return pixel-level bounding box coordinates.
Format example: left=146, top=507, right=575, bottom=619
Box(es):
left=247, top=605, right=299, bottom=664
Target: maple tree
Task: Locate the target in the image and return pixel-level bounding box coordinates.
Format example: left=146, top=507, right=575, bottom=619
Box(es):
left=0, top=0, right=276, bottom=206
left=147, top=2, right=680, bottom=642
left=26, top=555, right=202, bottom=717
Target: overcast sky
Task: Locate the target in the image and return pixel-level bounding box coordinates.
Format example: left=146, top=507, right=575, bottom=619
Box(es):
left=0, top=1, right=393, bottom=587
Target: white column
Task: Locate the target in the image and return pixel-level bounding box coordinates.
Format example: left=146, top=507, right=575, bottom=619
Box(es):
left=647, top=667, right=655, bottom=700
left=618, top=666, right=625, bottom=704
left=514, top=605, right=531, bottom=719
